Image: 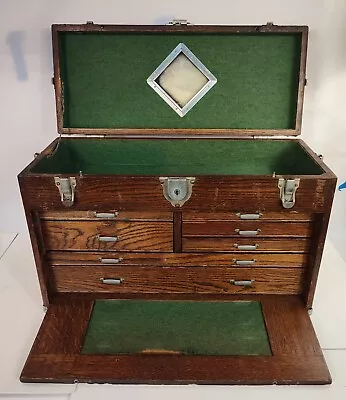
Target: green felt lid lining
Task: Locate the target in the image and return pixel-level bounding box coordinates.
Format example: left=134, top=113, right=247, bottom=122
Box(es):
left=53, top=25, right=306, bottom=135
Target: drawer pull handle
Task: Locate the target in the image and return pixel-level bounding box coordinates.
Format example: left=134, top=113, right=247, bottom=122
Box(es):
left=236, top=213, right=262, bottom=220
left=95, top=212, right=118, bottom=218
left=234, top=244, right=259, bottom=251
left=99, top=257, right=123, bottom=264
left=100, top=278, right=124, bottom=285
left=235, top=229, right=261, bottom=237
left=233, top=259, right=256, bottom=266
left=230, top=279, right=255, bottom=287
left=98, top=235, right=119, bottom=242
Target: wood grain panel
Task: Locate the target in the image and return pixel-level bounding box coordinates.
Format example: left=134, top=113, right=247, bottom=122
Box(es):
left=51, top=266, right=304, bottom=294
left=183, top=237, right=311, bottom=252
left=262, top=299, right=322, bottom=355
left=183, top=177, right=329, bottom=212
left=48, top=251, right=308, bottom=267
left=183, top=221, right=313, bottom=237
left=21, top=353, right=330, bottom=384
left=19, top=175, right=330, bottom=212
left=29, top=299, right=93, bottom=354
left=41, top=220, right=172, bottom=252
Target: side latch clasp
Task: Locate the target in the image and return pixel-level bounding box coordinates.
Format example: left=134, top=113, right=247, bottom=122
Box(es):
left=278, top=178, right=300, bottom=209
left=54, top=177, right=76, bottom=207
left=159, top=177, right=195, bottom=207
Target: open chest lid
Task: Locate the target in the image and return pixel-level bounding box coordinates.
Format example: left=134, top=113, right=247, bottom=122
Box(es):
left=52, top=22, right=308, bottom=136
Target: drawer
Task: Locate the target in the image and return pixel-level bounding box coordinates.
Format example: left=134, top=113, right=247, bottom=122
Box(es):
left=183, top=221, right=313, bottom=237
left=184, top=211, right=315, bottom=222
left=40, top=210, right=172, bottom=221
left=51, top=266, right=304, bottom=294
left=41, top=220, right=172, bottom=252
left=183, top=237, right=311, bottom=252
left=48, top=251, right=308, bottom=268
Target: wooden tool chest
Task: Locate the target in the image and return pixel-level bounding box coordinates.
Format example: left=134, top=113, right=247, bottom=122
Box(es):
left=18, top=21, right=336, bottom=385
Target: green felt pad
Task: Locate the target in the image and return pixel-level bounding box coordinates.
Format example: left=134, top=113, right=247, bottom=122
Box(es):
left=81, top=300, right=272, bottom=356
left=59, top=32, right=301, bottom=129
left=31, top=139, right=323, bottom=175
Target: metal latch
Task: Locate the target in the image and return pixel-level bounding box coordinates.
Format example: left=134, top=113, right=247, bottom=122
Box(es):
left=278, top=178, right=300, bottom=209
left=167, top=19, right=191, bottom=25
left=54, top=177, right=76, bottom=207
left=159, top=177, right=195, bottom=207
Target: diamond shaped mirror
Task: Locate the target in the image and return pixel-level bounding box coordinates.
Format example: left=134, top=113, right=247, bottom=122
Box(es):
left=147, top=43, right=217, bottom=117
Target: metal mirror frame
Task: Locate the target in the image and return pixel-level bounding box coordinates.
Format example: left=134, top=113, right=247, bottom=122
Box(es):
left=147, top=43, right=217, bottom=117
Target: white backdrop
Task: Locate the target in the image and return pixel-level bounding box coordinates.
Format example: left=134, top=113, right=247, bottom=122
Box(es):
left=1, top=0, right=345, bottom=255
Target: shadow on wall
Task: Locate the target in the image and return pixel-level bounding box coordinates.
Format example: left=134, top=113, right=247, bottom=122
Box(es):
left=6, top=31, right=28, bottom=81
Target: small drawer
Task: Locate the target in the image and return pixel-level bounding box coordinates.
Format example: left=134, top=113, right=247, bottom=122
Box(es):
left=47, top=251, right=307, bottom=268
left=51, top=266, right=304, bottom=295
left=184, top=211, right=315, bottom=222
left=183, top=221, right=313, bottom=237
left=183, top=237, right=311, bottom=253
left=41, top=220, right=172, bottom=252
left=40, top=210, right=172, bottom=221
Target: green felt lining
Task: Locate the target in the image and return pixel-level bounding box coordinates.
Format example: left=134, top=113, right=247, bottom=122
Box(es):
left=31, top=139, right=324, bottom=175
left=59, top=32, right=302, bottom=129
left=81, top=300, right=272, bottom=356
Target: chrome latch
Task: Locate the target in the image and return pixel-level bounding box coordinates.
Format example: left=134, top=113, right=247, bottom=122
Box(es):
left=159, top=177, right=195, bottom=207
left=278, top=178, right=300, bottom=209
left=54, top=177, right=76, bottom=207
left=167, top=19, right=191, bottom=25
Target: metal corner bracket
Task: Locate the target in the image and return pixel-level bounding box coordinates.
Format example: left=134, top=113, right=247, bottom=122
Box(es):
left=159, top=177, right=195, bottom=207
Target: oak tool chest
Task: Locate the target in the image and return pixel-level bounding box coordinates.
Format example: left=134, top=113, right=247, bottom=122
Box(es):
left=18, top=21, right=337, bottom=385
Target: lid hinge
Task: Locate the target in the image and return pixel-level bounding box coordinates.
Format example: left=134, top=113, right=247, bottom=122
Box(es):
left=54, top=177, right=76, bottom=207
left=167, top=19, right=192, bottom=26
left=278, top=178, right=300, bottom=209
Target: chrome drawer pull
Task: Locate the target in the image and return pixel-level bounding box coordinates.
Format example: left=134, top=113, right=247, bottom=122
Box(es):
left=98, top=235, right=119, bottom=242
left=230, top=279, right=255, bottom=287
left=234, top=244, right=259, bottom=251
left=236, top=213, right=262, bottom=220
left=99, top=257, right=123, bottom=264
left=233, top=259, right=256, bottom=266
left=95, top=212, right=118, bottom=218
left=235, top=229, right=261, bottom=237
left=100, top=278, right=124, bottom=285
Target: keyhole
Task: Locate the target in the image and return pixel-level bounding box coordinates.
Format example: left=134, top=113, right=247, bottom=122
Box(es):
left=174, top=189, right=180, bottom=196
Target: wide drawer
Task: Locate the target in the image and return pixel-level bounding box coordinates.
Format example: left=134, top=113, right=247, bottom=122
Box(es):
left=183, top=221, right=313, bottom=237
left=183, top=238, right=311, bottom=252
left=51, top=266, right=304, bottom=294
left=41, top=220, right=172, bottom=252
left=48, top=251, right=308, bottom=267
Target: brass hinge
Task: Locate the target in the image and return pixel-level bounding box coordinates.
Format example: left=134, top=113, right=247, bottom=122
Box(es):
left=278, top=178, right=300, bottom=209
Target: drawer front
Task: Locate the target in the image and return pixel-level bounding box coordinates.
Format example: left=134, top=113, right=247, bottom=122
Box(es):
left=48, top=251, right=308, bottom=268
left=41, top=220, right=172, bottom=252
left=51, top=266, right=303, bottom=294
left=184, top=211, right=315, bottom=222
left=183, top=238, right=310, bottom=252
left=183, top=221, right=313, bottom=237
left=40, top=210, right=172, bottom=221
